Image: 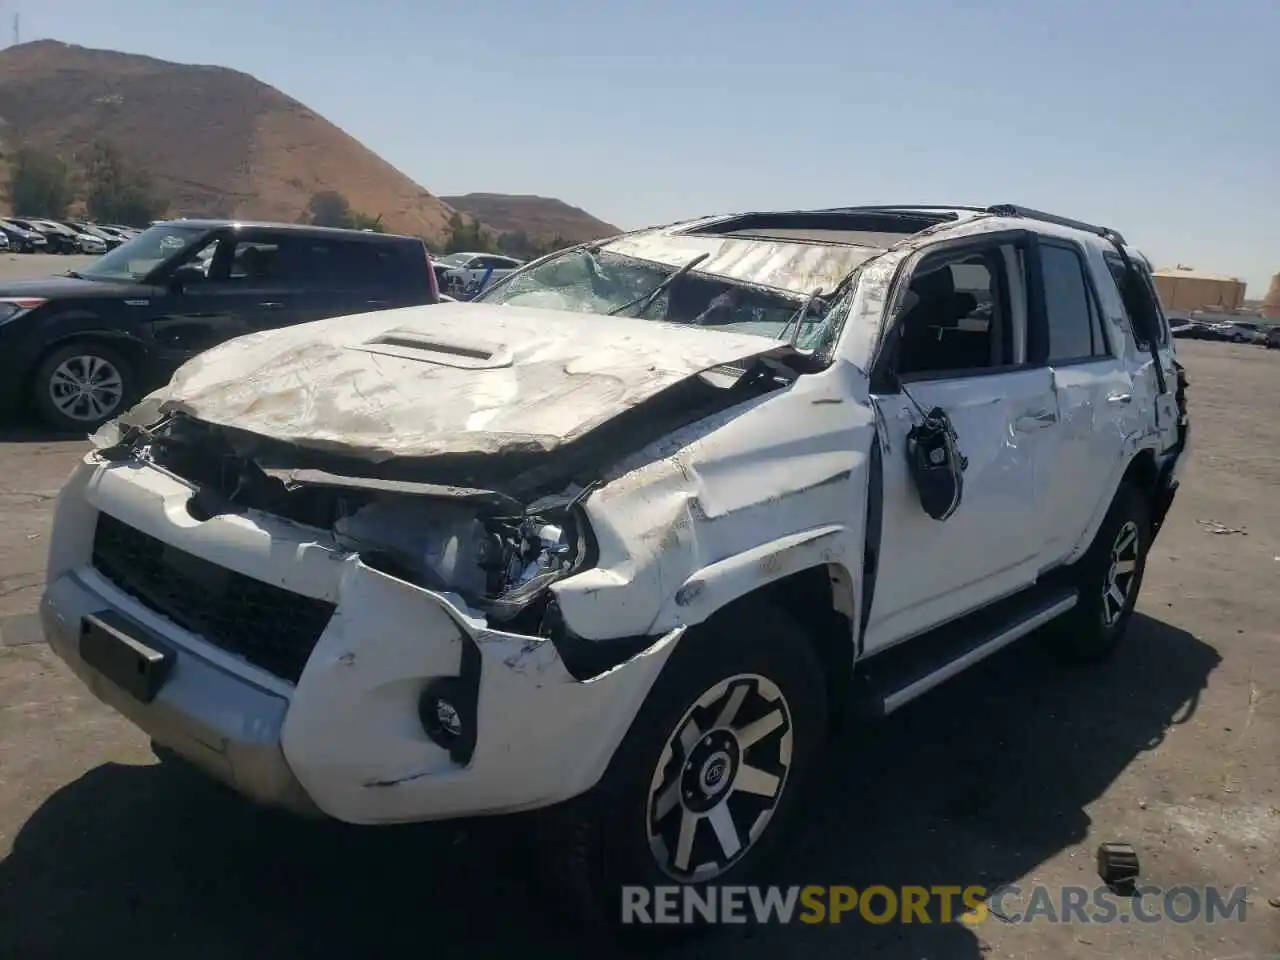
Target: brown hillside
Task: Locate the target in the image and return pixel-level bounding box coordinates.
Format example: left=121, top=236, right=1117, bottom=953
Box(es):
left=442, top=193, right=620, bottom=244
left=0, top=40, right=458, bottom=240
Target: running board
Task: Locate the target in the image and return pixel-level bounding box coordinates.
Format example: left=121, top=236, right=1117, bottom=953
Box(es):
left=855, top=586, right=1078, bottom=717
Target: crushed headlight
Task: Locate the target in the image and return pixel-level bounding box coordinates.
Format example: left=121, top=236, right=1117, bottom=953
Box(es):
left=333, top=487, right=595, bottom=623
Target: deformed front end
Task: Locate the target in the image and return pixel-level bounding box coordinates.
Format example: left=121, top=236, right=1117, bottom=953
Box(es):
left=41, top=419, right=693, bottom=824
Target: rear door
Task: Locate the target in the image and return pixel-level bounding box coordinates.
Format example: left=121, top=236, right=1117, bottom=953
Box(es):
left=1030, top=238, right=1140, bottom=565
left=1104, top=253, right=1180, bottom=453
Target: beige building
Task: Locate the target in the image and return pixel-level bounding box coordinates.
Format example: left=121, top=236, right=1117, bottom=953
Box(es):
left=1262, top=272, right=1280, bottom=320
left=1152, top=265, right=1247, bottom=313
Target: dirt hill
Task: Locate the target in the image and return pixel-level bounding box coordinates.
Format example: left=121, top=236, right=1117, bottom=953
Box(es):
left=442, top=193, right=620, bottom=243
left=0, top=41, right=462, bottom=240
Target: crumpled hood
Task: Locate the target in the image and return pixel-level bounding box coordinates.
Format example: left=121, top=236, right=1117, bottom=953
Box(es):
left=151, top=301, right=794, bottom=461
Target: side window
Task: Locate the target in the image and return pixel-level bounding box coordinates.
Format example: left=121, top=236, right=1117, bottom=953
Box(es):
left=276, top=239, right=344, bottom=284
left=894, top=244, right=1016, bottom=379
left=1040, top=243, right=1108, bottom=363
left=227, top=241, right=282, bottom=281
left=1103, top=254, right=1163, bottom=348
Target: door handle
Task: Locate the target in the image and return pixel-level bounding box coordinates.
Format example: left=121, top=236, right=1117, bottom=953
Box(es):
left=1014, top=409, right=1057, bottom=432
left=1106, top=393, right=1133, bottom=405
left=365, top=299, right=389, bottom=307
left=258, top=301, right=284, bottom=309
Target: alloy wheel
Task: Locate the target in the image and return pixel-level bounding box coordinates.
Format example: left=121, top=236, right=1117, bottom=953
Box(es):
left=1102, top=520, right=1140, bottom=627
left=48, top=354, right=125, bottom=424
left=646, top=674, right=794, bottom=882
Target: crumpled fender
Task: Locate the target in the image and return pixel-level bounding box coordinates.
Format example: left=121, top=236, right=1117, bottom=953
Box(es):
left=550, top=357, right=877, bottom=643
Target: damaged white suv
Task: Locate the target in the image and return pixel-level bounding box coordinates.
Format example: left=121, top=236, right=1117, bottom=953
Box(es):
left=42, top=204, right=1188, bottom=928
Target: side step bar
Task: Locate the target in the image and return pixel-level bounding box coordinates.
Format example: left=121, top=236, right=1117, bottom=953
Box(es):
left=855, top=586, right=1078, bottom=717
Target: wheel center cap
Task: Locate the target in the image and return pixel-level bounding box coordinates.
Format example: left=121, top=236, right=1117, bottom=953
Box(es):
left=700, top=751, right=733, bottom=795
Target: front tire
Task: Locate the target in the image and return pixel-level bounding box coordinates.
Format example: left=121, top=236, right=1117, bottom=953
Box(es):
left=538, top=601, right=828, bottom=938
left=31, top=340, right=134, bottom=433
left=1048, top=483, right=1151, bottom=664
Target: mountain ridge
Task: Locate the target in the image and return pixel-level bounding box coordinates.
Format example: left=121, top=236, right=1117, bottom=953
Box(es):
left=0, top=40, right=617, bottom=244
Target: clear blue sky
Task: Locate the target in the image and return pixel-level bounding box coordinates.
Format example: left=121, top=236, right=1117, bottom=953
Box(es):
left=12, top=0, right=1279, bottom=292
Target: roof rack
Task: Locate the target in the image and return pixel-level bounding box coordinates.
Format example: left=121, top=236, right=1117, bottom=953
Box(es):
left=985, top=204, right=1126, bottom=247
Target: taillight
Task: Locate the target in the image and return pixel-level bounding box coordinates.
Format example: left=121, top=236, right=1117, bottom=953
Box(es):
left=424, top=246, right=440, bottom=302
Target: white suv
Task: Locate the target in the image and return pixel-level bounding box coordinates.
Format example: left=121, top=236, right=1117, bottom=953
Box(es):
left=41, top=203, right=1188, bottom=932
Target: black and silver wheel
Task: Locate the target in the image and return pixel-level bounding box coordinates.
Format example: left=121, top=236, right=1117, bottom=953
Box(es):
left=32, top=341, right=134, bottom=433
left=1048, top=483, right=1151, bottom=664
left=538, top=601, right=827, bottom=937
left=1101, top=519, right=1140, bottom=629
left=647, top=673, right=794, bottom=882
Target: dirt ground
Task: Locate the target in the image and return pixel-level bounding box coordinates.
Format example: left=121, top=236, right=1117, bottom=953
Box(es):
left=0, top=256, right=1276, bottom=958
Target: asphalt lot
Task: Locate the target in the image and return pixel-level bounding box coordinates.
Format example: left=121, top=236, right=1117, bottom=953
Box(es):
left=1, top=252, right=1277, bottom=958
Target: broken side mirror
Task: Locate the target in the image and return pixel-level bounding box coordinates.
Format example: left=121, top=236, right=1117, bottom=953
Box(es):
left=905, top=406, right=968, bottom=521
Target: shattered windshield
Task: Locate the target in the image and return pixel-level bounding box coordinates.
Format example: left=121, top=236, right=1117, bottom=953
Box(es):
left=77, top=224, right=210, bottom=282
left=472, top=247, right=833, bottom=350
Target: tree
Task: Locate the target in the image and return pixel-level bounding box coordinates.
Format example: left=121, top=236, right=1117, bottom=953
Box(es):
left=83, top=141, right=167, bottom=226
left=306, top=191, right=383, bottom=231
left=346, top=210, right=384, bottom=232
left=6, top=147, right=73, bottom=218
left=443, top=212, right=498, bottom=254
left=307, top=190, right=351, bottom=227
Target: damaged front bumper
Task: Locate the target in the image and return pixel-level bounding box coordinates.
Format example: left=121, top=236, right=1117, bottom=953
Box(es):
left=41, top=454, right=682, bottom=824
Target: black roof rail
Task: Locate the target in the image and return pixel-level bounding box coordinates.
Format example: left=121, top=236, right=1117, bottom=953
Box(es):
left=813, top=204, right=988, bottom=217
left=985, top=204, right=1126, bottom=246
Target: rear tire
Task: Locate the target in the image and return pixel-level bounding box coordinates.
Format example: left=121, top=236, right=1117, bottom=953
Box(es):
left=1047, top=483, right=1150, bottom=665
left=31, top=340, right=134, bottom=433
left=537, top=601, right=828, bottom=940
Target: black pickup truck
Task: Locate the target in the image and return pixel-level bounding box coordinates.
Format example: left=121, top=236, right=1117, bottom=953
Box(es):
left=0, top=220, right=441, bottom=431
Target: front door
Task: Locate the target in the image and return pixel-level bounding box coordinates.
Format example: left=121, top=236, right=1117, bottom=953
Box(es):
left=863, top=235, right=1054, bottom=653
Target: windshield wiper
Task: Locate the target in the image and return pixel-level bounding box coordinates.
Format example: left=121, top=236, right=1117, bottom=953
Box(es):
left=778, top=288, right=827, bottom=346
left=65, top=270, right=84, bottom=279
left=608, top=252, right=710, bottom=318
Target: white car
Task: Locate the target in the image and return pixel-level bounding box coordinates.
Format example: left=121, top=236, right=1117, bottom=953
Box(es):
left=73, top=232, right=108, bottom=254
left=40, top=203, right=1187, bottom=933
left=434, top=251, right=523, bottom=295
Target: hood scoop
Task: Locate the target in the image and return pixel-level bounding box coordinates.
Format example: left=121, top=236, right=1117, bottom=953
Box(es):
left=351, top=327, right=513, bottom=370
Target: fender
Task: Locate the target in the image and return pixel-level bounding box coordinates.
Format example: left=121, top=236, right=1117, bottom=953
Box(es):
left=14, top=307, right=151, bottom=381
left=1063, top=441, right=1165, bottom=565
left=651, top=524, right=857, bottom=630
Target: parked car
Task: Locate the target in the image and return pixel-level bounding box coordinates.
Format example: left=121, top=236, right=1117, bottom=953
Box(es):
left=0, top=230, right=8, bottom=252
left=93, top=225, right=136, bottom=246
left=1266, top=326, right=1280, bottom=350
left=0, top=219, right=49, bottom=253
left=8, top=217, right=79, bottom=253
left=35, top=203, right=1188, bottom=934
left=0, top=219, right=440, bottom=431
left=435, top=251, right=523, bottom=297
left=60, top=220, right=125, bottom=251
left=1218, top=320, right=1265, bottom=344
left=36, top=218, right=106, bottom=254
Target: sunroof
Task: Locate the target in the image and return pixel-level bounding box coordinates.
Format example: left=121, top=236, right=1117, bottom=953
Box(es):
left=684, top=208, right=957, bottom=247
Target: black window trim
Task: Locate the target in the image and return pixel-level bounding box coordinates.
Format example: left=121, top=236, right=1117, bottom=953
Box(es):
left=870, top=229, right=1033, bottom=392
left=1033, top=236, right=1114, bottom=368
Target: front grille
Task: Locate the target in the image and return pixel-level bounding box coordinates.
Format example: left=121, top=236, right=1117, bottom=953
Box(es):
left=91, top=512, right=336, bottom=684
